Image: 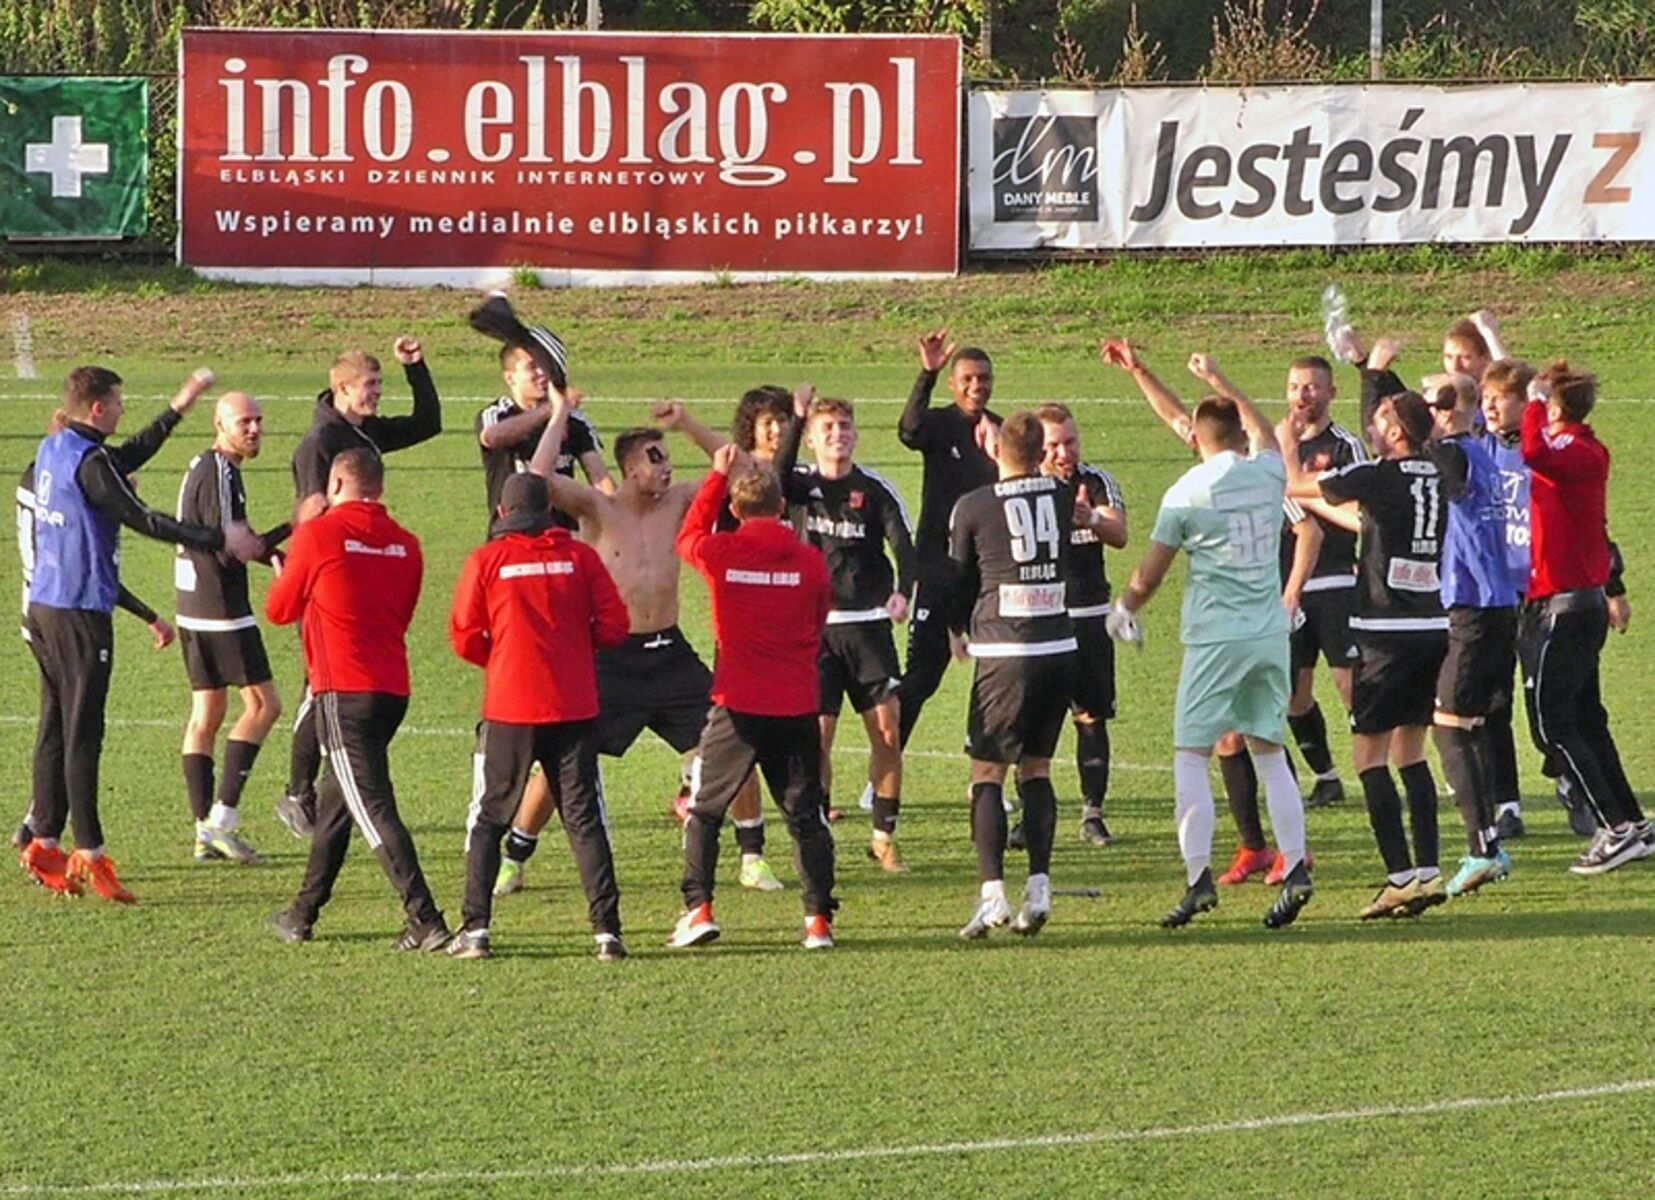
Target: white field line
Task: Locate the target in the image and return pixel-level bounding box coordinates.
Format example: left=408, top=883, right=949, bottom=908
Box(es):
left=7, top=392, right=1655, bottom=407
left=0, top=715, right=1170, bottom=773
left=0, top=1078, right=1649, bottom=1196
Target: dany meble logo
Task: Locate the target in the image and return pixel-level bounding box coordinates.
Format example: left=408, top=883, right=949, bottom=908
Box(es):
left=992, top=114, right=1099, bottom=223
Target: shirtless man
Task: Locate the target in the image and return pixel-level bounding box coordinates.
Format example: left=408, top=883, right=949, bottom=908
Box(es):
left=490, top=390, right=783, bottom=894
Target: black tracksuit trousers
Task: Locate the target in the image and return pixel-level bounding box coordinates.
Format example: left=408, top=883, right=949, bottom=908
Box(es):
left=26, top=605, right=114, bottom=848
left=463, top=718, right=621, bottom=937
left=291, top=691, right=442, bottom=930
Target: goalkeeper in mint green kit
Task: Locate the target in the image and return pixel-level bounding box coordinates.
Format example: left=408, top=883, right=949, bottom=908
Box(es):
left=1101, top=339, right=1312, bottom=930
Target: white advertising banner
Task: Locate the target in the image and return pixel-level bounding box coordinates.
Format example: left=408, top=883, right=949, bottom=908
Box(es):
left=970, top=83, right=1654, bottom=249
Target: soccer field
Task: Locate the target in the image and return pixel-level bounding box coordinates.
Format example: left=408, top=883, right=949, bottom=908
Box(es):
left=2, top=257, right=1653, bottom=1197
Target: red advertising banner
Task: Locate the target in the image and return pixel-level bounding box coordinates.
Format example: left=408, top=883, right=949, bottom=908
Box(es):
left=178, top=29, right=960, bottom=282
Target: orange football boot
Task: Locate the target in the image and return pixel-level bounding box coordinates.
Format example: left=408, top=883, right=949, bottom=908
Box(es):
left=21, top=841, right=81, bottom=896
left=66, top=850, right=137, bottom=904
left=1217, top=845, right=1274, bottom=886
left=1264, top=849, right=1316, bottom=886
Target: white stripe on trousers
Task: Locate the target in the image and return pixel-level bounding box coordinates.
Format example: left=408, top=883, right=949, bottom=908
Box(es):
left=320, top=692, right=384, bottom=851
left=1531, top=627, right=1611, bottom=828
left=466, top=723, right=487, bottom=852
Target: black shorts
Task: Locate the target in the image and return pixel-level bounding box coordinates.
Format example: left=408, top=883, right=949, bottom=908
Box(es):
left=1436, top=606, right=1518, bottom=719
left=1350, top=630, right=1449, bottom=734
left=1291, top=583, right=1360, bottom=672
left=819, top=620, right=902, bottom=715
left=1069, top=615, right=1117, bottom=720
left=967, top=652, right=1078, bottom=763
left=595, top=626, right=712, bottom=757
left=179, top=624, right=273, bottom=690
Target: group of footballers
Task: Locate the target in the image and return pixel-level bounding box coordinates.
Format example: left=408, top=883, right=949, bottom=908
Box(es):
left=15, top=291, right=1644, bottom=956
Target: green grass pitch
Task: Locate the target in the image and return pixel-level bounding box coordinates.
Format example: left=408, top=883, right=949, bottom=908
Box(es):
left=1, top=255, right=1652, bottom=1196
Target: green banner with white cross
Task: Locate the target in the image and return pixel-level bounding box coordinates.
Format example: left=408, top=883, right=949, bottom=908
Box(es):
left=0, top=76, right=148, bottom=238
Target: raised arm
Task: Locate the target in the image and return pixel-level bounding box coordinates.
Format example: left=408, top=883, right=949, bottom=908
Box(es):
left=110, top=368, right=215, bottom=474
left=371, top=340, right=442, bottom=451
left=1470, top=310, right=1511, bottom=364
left=528, top=391, right=603, bottom=521
left=773, top=389, right=808, bottom=500
left=565, top=408, right=617, bottom=494
left=1101, top=338, right=1192, bottom=445
left=1187, top=353, right=1278, bottom=457
left=899, top=329, right=953, bottom=448
left=1521, top=390, right=1605, bottom=482
left=653, top=401, right=727, bottom=460
left=676, top=451, right=737, bottom=570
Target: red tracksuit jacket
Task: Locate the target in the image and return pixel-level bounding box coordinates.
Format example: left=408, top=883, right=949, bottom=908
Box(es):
left=1521, top=400, right=1611, bottom=600
left=677, top=472, right=832, bottom=717
left=449, top=526, right=630, bottom=724
left=265, top=500, right=422, bottom=695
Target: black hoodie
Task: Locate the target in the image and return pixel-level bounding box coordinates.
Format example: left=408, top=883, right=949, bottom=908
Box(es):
left=290, top=359, right=441, bottom=499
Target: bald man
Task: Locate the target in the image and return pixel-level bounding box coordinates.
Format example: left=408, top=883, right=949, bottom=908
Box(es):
left=174, top=392, right=292, bottom=863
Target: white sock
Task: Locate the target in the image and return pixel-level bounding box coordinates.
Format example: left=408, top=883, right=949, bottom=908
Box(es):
left=1388, top=869, right=1416, bottom=887
left=859, top=782, right=875, bottom=811
left=78, top=845, right=103, bottom=860
left=1082, top=804, right=1103, bottom=819
left=207, top=803, right=238, bottom=831
left=1256, top=749, right=1306, bottom=876
left=37, top=837, right=59, bottom=849
left=1497, top=801, right=1521, bottom=818
left=1025, top=872, right=1051, bottom=906
left=981, top=878, right=1006, bottom=902
left=741, top=852, right=762, bottom=866
left=1417, top=865, right=1441, bottom=882
left=1173, top=750, right=1216, bottom=885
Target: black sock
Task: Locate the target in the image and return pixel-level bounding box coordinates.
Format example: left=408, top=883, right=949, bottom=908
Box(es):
left=1219, top=748, right=1266, bottom=852
left=970, top=782, right=1007, bottom=883
left=1360, top=765, right=1412, bottom=875
left=1470, top=730, right=1506, bottom=849
left=1289, top=704, right=1336, bottom=776
left=1436, top=726, right=1492, bottom=857
left=1487, top=711, right=1520, bottom=806
left=734, top=819, right=765, bottom=856
left=183, top=753, right=214, bottom=823
left=504, top=828, right=539, bottom=864
left=1076, top=720, right=1110, bottom=812
left=217, top=739, right=261, bottom=809
left=1399, top=761, right=1439, bottom=872
left=1020, top=777, right=1058, bottom=876
left=871, top=795, right=899, bottom=836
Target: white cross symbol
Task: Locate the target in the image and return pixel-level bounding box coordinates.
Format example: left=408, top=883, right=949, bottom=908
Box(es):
left=25, top=116, right=110, bottom=199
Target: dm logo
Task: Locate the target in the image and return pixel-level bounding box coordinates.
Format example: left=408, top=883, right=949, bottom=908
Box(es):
left=991, top=115, right=1099, bottom=223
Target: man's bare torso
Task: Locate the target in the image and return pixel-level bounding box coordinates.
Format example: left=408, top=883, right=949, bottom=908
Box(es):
left=580, top=482, right=699, bottom=633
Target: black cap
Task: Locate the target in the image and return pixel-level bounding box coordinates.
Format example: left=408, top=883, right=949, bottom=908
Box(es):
left=492, top=473, right=553, bottom=537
